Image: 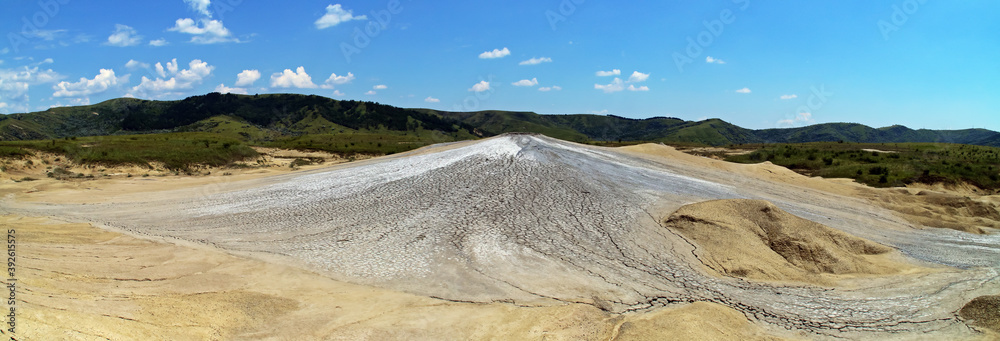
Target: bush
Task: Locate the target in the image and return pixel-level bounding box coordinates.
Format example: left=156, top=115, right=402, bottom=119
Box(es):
left=289, top=158, right=313, bottom=168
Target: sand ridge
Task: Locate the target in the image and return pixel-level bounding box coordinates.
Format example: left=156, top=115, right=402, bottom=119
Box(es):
left=663, top=199, right=921, bottom=286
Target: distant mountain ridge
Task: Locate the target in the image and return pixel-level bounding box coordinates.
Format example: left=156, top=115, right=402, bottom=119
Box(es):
left=1, top=93, right=997, bottom=147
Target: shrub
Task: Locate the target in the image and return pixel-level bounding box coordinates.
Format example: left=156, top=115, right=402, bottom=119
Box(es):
left=289, top=158, right=313, bottom=168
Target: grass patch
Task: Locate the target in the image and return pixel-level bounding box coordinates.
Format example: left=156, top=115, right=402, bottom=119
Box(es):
left=0, top=146, right=33, bottom=158
left=265, top=130, right=469, bottom=156
left=725, top=142, right=1000, bottom=190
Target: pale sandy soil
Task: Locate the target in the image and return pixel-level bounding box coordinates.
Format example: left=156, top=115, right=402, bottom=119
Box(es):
left=1, top=135, right=998, bottom=340
left=861, top=149, right=898, bottom=154
left=4, top=215, right=791, bottom=341
left=663, top=199, right=928, bottom=286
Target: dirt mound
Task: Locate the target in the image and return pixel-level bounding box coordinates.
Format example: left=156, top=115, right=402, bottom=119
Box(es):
left=863, top=189, right=1000, bottom=234
left=960, top=295, right=1000, bottom=334
left=612, top=302, right=786, bottom=341
left=664, top=199, right=902, bottom=284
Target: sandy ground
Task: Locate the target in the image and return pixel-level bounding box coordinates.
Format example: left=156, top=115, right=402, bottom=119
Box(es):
left=4, top=214, right=790, bottom=340
left=663, top=199, right=925, bottom=286
left=1, top=135, right=998, bottom=340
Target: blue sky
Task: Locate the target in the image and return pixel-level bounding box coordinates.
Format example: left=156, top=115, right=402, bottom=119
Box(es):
left=1, top=0, right=997, bottom=130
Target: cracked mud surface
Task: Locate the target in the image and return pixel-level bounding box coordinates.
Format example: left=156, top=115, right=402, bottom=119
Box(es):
left=6, top=134, right=999, bottom=339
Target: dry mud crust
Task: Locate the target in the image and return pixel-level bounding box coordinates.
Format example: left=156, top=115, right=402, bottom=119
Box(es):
left=5, top=134, right=1000, bottom=339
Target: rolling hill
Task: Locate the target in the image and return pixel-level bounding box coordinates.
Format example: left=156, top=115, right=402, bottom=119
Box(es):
left=1, top=92, right=998, bottom=147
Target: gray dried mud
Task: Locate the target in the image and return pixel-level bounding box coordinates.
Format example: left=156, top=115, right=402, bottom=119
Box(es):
left=6, top=134, right=999, bottom=339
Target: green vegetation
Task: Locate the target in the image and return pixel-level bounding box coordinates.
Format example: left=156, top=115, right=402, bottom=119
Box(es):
left=0, top=146, right=33, bottom=158
left=725, top=142, right=1000, bottom=190
left=3, top=92, right=1000, bottom=178
left=0, top=133, right=258, bottom=170
left=266, top=129, right=473, bottom=156
left=2, top=93, right=999, bottom=148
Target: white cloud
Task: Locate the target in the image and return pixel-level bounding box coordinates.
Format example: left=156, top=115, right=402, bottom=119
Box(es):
left=52, top=69, right=124, bottom=97
left=706, top=56, right=725, bottom=64
left=365, top=90, right=376, bottom=95
left=214, top=83, right=247, bottom=95
left=627, top=71, right=650, bottom=83
left=130, top=58, right=215, bottom=98
left=627, top=85, right=649, bottom=92
left=149, top=39, right=169, bottom=47
left=468, top=81, right=491, bottom=92
left=184, top=0, right=213, bottom=17
left=125, top=59, right=148, bottom=70
left=478, top=47, right=510, bottom=59
left=373, top=84, right=388, bottom=90
left=511, top=78, right=538, bottom=87
left=105, top=24, right=142, bottom=47
left=538, top=86, right=562, bottom=92
left=596, top=69, right=620, bottom=77
left=0, top=65, right=64, bottom=112
left=321, top=72, right=355, bottom=88
left=776, top=112, right=815, bottom=127
left=169, top=18, right=238, bottom=44
left=24, top=29, right=66, bottom=41
left=270, top=67, right=317, bottom=88
left=594, top=78, right=625, bottom=93
left=0, top=48, right=8, bottom=55
left=424, top=96, right=440, bottom=103
left=154, top=59, right=180, bottom=78
left=519, top=57, right=552, bottom=66
left=235, top=70, right=261, bottom=86
left=0, top=66, right=63, bottom=85
left=780, top=94, right=798, bottom=100
left=589, top=109, right=609, bottom=115
left=315, top=4, right=368, bottom=29
left=736, top=87, right=752, bottom=94
left=332, top=90, right=345, bottom=96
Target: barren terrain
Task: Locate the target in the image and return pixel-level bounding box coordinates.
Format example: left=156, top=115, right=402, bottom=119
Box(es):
left=2, top=133, right=998, bottom=339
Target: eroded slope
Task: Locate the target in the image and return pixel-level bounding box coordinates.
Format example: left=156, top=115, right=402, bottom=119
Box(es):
left=664, top=199, right=909, bottom=285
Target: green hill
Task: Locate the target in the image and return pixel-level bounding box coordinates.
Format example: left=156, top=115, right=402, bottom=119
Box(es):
left=0, top=93, right=480, bottom=142
left=2, top=93, right=998, bottom=148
